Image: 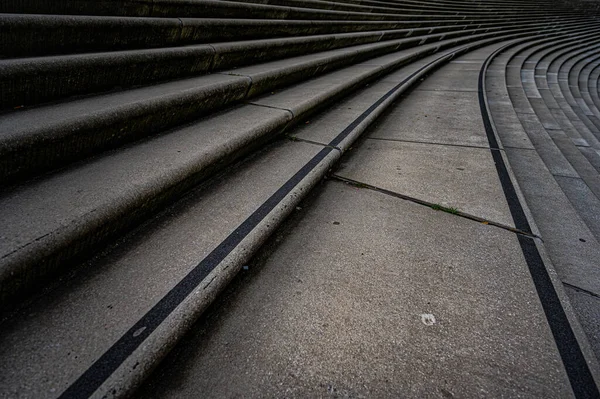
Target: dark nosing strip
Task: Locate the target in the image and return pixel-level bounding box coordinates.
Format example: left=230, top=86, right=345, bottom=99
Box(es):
left=57, top=143, right=333, bottom=399
left=479, top=43, right=600, bottom=399
left=329, top=174, right=537, bottom=237
left=59, top=45, right=466, bottom=399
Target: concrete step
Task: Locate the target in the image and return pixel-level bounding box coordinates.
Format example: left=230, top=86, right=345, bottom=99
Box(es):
left=509, top=36, right=600, bottom=240
left=550, top=49, right=600, bottom=173
left=539, top=40, right=600, bottom=149
left=588, top=63, right=600, bottom=110
left=0, top=14, right=485, bottom=57
left=1, top=12, right=573, bottom=59
left=2, top=33, right=524, bottom=310
left=566, top=50, right=600, bottom=133
left=0, top=0, right=572, bottom=17
left=0, top=40, right=491, bottom=399
left=554, top=46, right=600, bottom=156
left=550, top=44, right=600, bottom=141
left=558, top=47, right=600, bottom=122
left=0, top=22, right=560, bottom=185
left=230, top=0, right=566, bottom=14
left=0, top=0, right=508, bottom=21
left=488, top=32, right=600, bottom=362
left=2, top=20, right=540, bottom=107
left=576, top=54, right=600, bottom=123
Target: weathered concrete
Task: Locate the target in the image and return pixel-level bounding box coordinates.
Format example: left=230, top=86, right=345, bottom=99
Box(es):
left=2, top=2, right=599, bottom=398
left=0, top=39, right=493, bottom=398
left=0, top=139, right=328, bottom=399
left=132, top=45, right=597, bottom=398
left=136, top=180, right=572, bottom=398
left=488, top=40, right=600, bottom=365
left=368, top=90, right=490, bottom=147
left=336, top=139, right=515, bottom=226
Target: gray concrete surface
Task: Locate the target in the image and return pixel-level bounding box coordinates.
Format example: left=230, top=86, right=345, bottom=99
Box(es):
left=0, top=41, right=488, bottom=398
left=488, top=39, right=600, bottom=364
left=2, top=4, right=599, bottom=397
left=368, top=90, right=490, bottom=147
left=336, top=139, right=515, bottom=226
left=136, top=180, right=571, bottom=398
left=0, top=139, right=326, bottom=398
left=132, top=47, right=588, bottom=398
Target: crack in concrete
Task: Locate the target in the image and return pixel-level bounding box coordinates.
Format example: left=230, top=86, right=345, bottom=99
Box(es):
left=563, top=282, right=600, bottom=299
left=330, top=174, right=539, bottom=239
left=366, top=136, right=497, bottom=151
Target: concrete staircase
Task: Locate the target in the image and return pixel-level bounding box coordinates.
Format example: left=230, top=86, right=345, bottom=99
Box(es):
left=487, top=23, right=600, bottom=366
left=1, top=0, right=599, bottom=397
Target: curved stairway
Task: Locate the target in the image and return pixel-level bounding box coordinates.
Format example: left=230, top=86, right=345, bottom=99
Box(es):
left=1, top=0, right=600, bottom=398
left=487, top=22, right=600, bottom=368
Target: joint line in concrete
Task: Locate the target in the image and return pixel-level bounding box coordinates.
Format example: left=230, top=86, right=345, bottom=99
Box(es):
left=329, top=174, right=536, bottom=238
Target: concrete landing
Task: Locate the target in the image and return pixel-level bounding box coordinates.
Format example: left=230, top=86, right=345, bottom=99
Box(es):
left=136, top=47, right=597, bottom=398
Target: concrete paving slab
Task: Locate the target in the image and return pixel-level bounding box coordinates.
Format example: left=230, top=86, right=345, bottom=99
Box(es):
left=485, top=68, right=535, bottom=150
left=486, top=73, right=507, bottom=92
left=450, top=60, right=486, bottom=66
left=522, top=80, right=542, bottom=99
left=508, top=89, right=536, bottom=114
left=336, top=138, right=515, bottom=227
left=415, top=66, right=480, bottom=91
left=368, top=90, right=489, bottom=147
left=581, top=146, right=600, bottom=174
left=528, top=98, right=562, bottom=129
left=506, top=66, right=523, bottom=87
left=549, top=109, right=589, bottom=141
left=136, top=181, right=572, bottom=398
left=487, top=104, right=534, bottom=149
left=572, top=138, right=590, bottom=147
left=540, top=88, right=562, bottom=108
left=545, top=130, right=600, bottom=197
left=536, top=76, right=550, bottom=90
left=452, top=50, right=493, bottom=61
left=495, top=121, right=535, bottom=149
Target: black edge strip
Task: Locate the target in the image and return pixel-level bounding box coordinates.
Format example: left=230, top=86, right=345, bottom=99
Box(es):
left=59, top=45, right=469, bottom=399
left=479, top=42, right=600, bottom=399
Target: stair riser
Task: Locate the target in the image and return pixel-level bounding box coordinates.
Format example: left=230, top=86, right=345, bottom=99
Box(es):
left=2, top=23, right=532, bottom=108
left=1, top=14, right=542, bottom=58
left=0, top=0, right=567, bottom=18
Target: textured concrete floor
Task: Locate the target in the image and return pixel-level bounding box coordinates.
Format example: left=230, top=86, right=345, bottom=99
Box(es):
left=135, top=48, right=584, bottom=398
